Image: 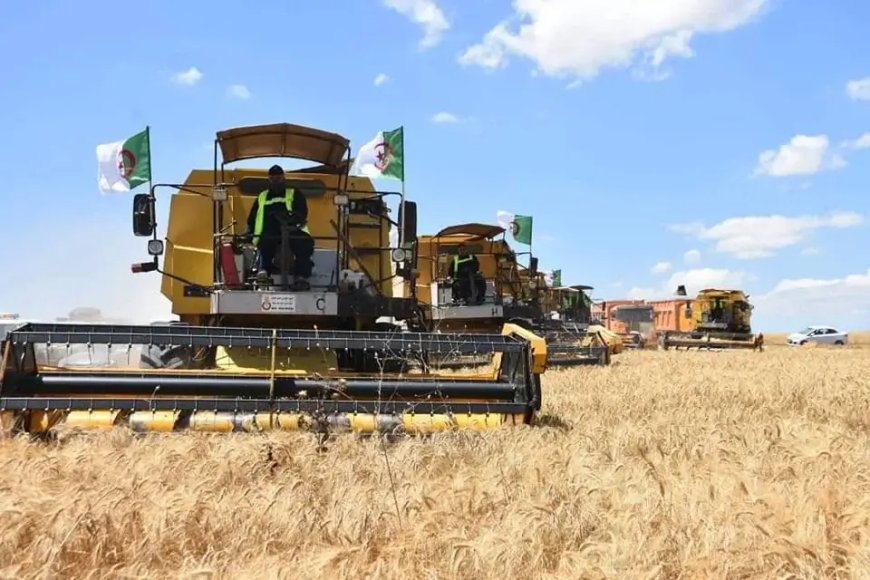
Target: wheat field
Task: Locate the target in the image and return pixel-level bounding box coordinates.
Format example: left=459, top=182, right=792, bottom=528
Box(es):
left=1, top=340, right=869, bottom=579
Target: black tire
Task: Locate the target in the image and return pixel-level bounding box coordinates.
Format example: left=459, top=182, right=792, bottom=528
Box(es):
left=139, top=344, right=191, bottom=369
left=800, top=340, right=807, bottom=346
left=835, top=340, right=844, bottom=346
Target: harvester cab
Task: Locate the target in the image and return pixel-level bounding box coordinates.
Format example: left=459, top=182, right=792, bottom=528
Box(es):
left=660, top=287, right=763, bottom=351
left=409, top=223, right=517, bottom=333
left=0, top=123, right=547, bottom=436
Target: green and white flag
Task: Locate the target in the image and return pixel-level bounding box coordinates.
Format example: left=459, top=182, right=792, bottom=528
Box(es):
left=553, top=269, right=562, bottom=287
left=96, top=127, right=151, bottom=193
left=352, top=126, right=404, bottom=180
left=496, top=211, right=533, bottom=245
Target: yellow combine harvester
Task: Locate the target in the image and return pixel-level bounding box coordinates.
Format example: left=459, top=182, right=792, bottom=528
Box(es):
left=404, top=224, right=607, bottom=366
left=659, top=286, right=764, bottom=350
left=0, top=123, right=546, bottom=436
left=510, top=270, right=610, bottom=366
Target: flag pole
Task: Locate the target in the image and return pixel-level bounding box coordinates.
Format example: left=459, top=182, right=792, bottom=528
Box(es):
left=145, top=125, right=152, bottom=185
left=145, top=125, right=158, bottom=247
left=398, top=126, right=406, bottom=250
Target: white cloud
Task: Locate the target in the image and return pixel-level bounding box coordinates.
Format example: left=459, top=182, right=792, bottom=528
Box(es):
left=431, top=111, right=460, bottom=123
left=458, top=0, right=769, bottom=81
left=173, top=66, right=203, bottom=86
left=627, top=286, right=657, bottom=300
left=683, top=249, right=701, bottom=265
left=383, top=0, right=449, bottom=48
left=754, top=134, right=845, bottom=177
left=227, top=84, right=252, bottom=100
left=651, top=261, right=672, bottom=275
left=754, top=268, right=870, bottom=329
left=667, top=268, right=749, bottom=296
left=670, top=211, right=864, bottom=259
left=374, top=73, right=390, bottom=87
left=625, top=268, right=748, bottom=300
left=844, top=132, right=870, bottom=149
left=846, top=78, right=870, bottom=101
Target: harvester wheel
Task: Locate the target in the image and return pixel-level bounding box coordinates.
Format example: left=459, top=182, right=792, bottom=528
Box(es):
left=139, top=345, right=191, bottom=369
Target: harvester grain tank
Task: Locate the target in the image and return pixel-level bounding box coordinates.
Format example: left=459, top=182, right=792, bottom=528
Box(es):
left=0, top=123, right=547, bottom=436
left=654, top=286, right=763, bottom=350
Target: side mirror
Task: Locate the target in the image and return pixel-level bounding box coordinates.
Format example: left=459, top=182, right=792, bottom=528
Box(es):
left=133, top=193, right=155, bottom=237
left=398, top=200, right=417, bottom=246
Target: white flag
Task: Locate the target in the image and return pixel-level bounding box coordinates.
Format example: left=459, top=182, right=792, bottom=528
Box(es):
left=496, top=210, right=514, bottom=231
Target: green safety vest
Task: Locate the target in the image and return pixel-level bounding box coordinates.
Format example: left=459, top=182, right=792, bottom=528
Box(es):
left=453, top=255, right=474, bottom=271
left=253, top=188, right=310, bottom=244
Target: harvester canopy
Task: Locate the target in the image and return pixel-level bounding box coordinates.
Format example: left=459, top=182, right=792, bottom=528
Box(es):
left=216, top=123, right=350, bottom=167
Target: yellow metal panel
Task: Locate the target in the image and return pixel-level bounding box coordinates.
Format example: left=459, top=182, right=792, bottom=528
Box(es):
left=188, top=412, right=236, bottom=432
left=502, top=323, right=548, bottom=374
left=129, top=411, right=180, bottom=432
left=65, top=410, right=122, bottom=430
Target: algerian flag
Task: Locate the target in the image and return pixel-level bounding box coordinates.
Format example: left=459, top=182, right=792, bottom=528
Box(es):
left=352, top=126, right=404, bottom=180
left=496, top=210, right=533, bottom=245
left=96, top=127, right=151, bottom=193
left=553, top=269, right=562, bottom=287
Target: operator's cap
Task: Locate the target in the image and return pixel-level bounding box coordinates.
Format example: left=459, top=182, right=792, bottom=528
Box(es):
left=268, top=164, right=284, bottom=176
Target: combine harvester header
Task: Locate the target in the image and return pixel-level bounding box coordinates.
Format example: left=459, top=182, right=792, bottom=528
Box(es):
left=0, top=122, right=547, bottom=436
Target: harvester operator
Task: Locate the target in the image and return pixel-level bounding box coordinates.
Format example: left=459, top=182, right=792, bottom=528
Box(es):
left=246, top=164, right=314, bottom=290
left=449, top=244, right=487, bottom=304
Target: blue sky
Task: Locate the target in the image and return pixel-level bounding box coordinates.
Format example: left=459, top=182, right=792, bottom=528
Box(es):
left=0, top=0, right=868, bottom=331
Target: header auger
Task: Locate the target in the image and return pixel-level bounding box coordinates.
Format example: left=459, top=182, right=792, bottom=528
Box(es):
left=0, top=122, right=546, bottom=437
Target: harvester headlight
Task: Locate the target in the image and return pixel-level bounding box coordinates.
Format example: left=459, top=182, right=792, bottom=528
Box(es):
left=334, top=193, right=349, bottom=206
left=391, top=248, right=407, bottom=262
left=147, top=239, right=164, bottom=256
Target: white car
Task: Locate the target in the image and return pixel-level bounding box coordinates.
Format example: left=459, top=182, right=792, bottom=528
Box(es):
left=787, top=326, right=849, bottom=346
